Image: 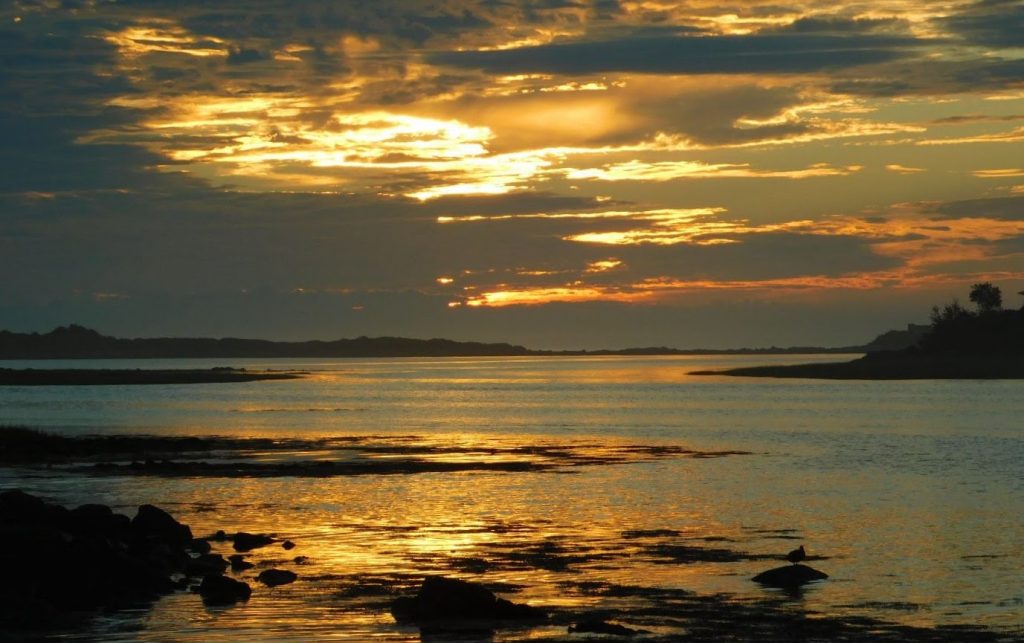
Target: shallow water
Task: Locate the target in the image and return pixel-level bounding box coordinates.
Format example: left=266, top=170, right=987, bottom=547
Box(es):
left=1, top=355, right=1022, bottom=640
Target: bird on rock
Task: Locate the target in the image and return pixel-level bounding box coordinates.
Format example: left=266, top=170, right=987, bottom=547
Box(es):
left=786, top=545, right=806, bottom=564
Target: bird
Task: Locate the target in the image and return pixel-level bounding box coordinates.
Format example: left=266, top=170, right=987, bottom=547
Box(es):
left=786, top=545, right=806, bottom=565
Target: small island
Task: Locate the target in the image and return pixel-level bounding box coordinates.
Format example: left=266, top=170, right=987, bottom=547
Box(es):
left=693, top=283, right=1024, bottom=380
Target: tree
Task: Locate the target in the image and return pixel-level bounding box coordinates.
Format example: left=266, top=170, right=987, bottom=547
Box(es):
left=968, top=282, right=1002, bottom=313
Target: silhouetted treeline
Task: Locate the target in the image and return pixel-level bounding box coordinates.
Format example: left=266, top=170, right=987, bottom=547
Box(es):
left=0, top=325, right=533, bottom=359
left=917, top=284, right=1024, bottom=355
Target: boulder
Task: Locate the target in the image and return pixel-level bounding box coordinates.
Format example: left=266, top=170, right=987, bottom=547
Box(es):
left=228, top=554, right=254, bottom=571
left=69, top=504, right=130, bottom=541
left=752, top=564, right=828, bottom=588
left=0, top=489, right=68, bottom=527
left=257, top=569, right=297, bottom=587
left=131, top=505, right=192, bottom=548
left=186, top=553, right=229, bottom=577
left=0, top=490, right=201, bottom=629
left=569, top=618, right=647, bottom=636
left=391, top=576, right=546, bottom=624
left=282, top=540, right=296, bottom=550
left=189, top=538, right=212, bottom=554
left=198, top=574, right=251, bottom=606
left=232, top=532, right=274, bottom=552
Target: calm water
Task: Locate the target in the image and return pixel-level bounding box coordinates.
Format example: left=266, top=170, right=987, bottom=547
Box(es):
left=1, top=355, right=1022, bottom=640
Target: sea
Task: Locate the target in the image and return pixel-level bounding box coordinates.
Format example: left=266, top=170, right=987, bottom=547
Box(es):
left=1, top=355, right=1022, bottom=641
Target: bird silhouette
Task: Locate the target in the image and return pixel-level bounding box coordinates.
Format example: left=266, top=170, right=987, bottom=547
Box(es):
left=786, top=545, right=806, bottom=565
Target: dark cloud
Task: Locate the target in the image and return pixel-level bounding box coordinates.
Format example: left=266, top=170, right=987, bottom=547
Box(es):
left=941, top=0, right=1024, bottom=48
left=829, top=56, right=1024, bottom=96
left=930, top=113, right=1024, bottom=125
left=429, top=32, right=924, bottom=75
left=930, top=195, right=1024, bottom=221
left=608, top=232, right=899, bottom=282
left=226, top=46, right=272, bottom=65
left=772, top=16, right=907, bottom=34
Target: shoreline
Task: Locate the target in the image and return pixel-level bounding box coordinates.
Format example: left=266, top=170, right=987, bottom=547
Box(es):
left=691, top=352, right=1024, bottom=380
left=0, top=367, right=304, bottom=386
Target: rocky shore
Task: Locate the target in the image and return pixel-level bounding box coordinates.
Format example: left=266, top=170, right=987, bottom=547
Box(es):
left=1, top=489, right=1015, bottom=641
left=0, top=489, right=301, bottom=629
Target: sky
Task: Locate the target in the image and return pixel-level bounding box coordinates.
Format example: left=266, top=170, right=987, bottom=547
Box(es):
left=2, top=0, right=1024, bottom=349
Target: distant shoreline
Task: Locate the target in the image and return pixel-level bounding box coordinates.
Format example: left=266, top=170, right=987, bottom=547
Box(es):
left=0, top=368, right=303, bottom=386
left=0, top=324, right=887, bottom=360
left=692, top=352, right=1024, bottom=380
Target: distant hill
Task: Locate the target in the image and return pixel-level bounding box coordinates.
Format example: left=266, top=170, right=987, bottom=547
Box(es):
left=0, top=325, right=534, bottom=359
left=860, top=324, right=930, bottom=352
left=0, top=324, right=922, bottom=360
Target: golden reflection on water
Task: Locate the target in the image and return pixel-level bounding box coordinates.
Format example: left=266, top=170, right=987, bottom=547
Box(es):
left=8, top=357, right=1021, bottom=640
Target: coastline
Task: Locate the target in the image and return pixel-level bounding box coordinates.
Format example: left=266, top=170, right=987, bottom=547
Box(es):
left=691, top=352, right=1024, bottom=380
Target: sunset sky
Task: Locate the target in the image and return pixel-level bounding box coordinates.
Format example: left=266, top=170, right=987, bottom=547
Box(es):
left=2, top=0, right=1023, bottom=348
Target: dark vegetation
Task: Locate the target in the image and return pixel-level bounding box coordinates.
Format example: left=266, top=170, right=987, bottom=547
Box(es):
left=695, top=283, right=1024, bottom=379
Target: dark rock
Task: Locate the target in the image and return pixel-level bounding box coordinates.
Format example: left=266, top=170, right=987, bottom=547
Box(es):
left=132, top=504, right=193, bottom=548
left=70, top=504, right=130, bottom=540
left=257, top=569, right=297, bottom=587
left=0, top=490, right=198, bottom=629
left=210, top=530, right=228, bottom=541
left=198, top=574, right=251, bottom=606
left=293, top=555, right=309, bottom=564
left=0, top=489, right=68, bottom=527
left=186, top=553, right=229, bottom=577
left=752, top=564, right=828, bottom=588
left=233, top=532, right=274, bottom=552
left=189, top=538, right=212, bottom=554
left=391, top=576, right=546, bottom=624
left=227, top=554, right=254, bottom=571
left=282, top=540, right=295, bottom=550
left=569, top=618, right=647, bottom=636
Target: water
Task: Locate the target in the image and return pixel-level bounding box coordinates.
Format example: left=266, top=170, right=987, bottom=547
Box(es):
left=1, top=355, right=1022, bottom=640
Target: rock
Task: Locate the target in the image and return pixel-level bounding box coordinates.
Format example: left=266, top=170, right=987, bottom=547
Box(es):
left=69, top=504, right=130, bottom=541
left=569, top=618, right=647, bottom=636
left=232, top=532, right=274, bottom=552
left=186, top=553, right=229, bottom=577
left=132, top=505, right=193, bottom=548
left=228, top=554, right=254, bottom=571
left=293, top=555, right=309, bottom=564
left=0, top=489, right=68, bottom=528
left=752, top=564, right=828, bottom=588
left=391, top=576, right=546, bottom=624
left=0, top=491, right=200, bottom=628
left=189, top=538, right=212, bottom=554
left=198, top=574, right=251, bottom=606
left=257, top=569, right=297, bottom=587
left=210, top=530, right=228, bottom=542
left=282, top=540, right=295, bottom=550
